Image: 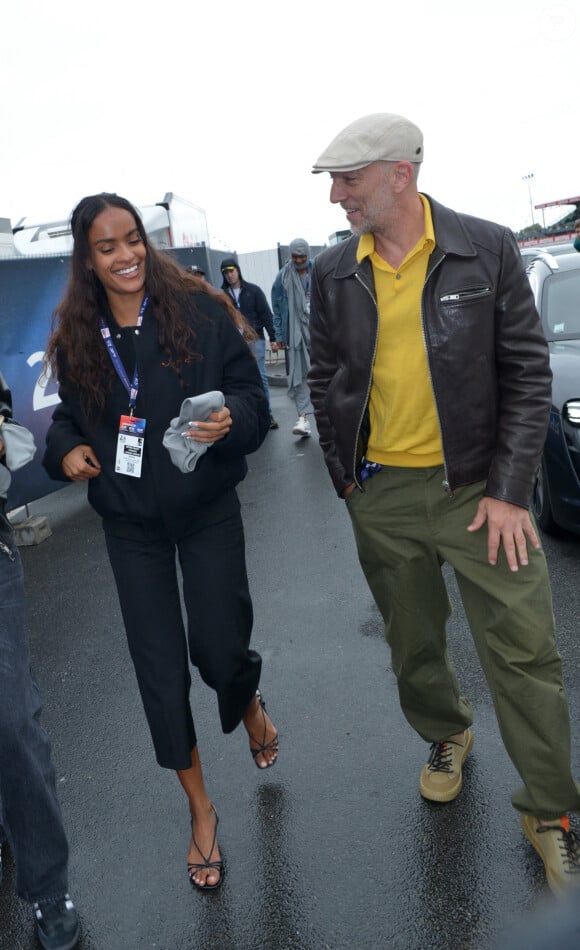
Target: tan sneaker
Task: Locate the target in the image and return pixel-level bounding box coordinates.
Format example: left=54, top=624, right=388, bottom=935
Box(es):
left=521, top=814, right=580, bottom=897
left=419, top=729, right=474, bottom=802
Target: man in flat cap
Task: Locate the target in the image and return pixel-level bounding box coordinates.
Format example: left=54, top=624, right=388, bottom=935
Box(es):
left=308, top=113, right=580, bottom=894
left=271, top=239, right=315, bottom=437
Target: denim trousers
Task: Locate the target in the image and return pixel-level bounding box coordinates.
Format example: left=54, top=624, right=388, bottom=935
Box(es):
left=0, top=536, right=69, bottom=902
left=347, top=465, right=580, bottom=819
left=250, top=338, right=272, bottom=414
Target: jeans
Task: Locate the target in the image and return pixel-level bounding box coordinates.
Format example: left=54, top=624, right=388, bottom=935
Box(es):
left=0, top=537, right=69, bottom=902
left=347, top=465, right=580, bottom=818
left=250, top=339, right=272, bottom=414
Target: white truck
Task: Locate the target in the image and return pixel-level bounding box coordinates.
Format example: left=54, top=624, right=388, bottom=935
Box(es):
left=2, top=192, right=210, bottom=259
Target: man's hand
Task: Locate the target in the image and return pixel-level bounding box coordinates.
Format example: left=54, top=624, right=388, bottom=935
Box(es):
left=341, top=482, right=356, bottom=500
left=467, top=496, right=541, bottom=571
left=270, top=342, right=285, bottom=351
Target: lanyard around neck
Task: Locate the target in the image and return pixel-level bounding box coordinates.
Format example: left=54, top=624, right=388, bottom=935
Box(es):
left=99, top=295, right=149, bottom=414
left=228, top=287, right=241, bottom=309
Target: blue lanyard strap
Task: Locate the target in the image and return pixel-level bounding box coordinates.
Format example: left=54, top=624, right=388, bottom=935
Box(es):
left=360, top=459, right=383, bottom=483
left=99, top=295, right=149, bottom=412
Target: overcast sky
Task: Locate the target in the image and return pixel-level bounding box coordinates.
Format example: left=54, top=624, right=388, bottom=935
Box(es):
left=2, top=0, right=577, bottom=253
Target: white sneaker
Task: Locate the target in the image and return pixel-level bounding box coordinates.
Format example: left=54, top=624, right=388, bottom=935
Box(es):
left=292, top=415, right=311, bottom=437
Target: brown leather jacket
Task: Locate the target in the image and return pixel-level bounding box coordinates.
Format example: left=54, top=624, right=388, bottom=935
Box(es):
left=308, top=196, right=552, bottom=507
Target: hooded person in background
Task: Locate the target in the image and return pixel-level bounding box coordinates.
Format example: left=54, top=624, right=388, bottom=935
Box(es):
left=220, top=258, right=280, bottom=430
left=271, top=239, right=315, bottom=437
left=189, top=263, right=257, bottom=347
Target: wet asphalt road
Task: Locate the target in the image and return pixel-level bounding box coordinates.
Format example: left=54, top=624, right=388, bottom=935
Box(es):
left=1, top=385, right=579, bottom=950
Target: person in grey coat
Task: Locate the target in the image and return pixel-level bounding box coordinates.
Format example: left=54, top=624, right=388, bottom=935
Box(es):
left=271, top=239, right=315, bottom=437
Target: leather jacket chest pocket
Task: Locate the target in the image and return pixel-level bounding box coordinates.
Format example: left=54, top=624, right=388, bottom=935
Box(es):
left=434, top=284, right=496, bottom=358
left=439, top=286, right=492, bottom=305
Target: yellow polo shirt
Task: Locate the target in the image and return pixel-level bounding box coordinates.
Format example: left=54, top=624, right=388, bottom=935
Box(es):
left=357, top=194, right=443, bottom=467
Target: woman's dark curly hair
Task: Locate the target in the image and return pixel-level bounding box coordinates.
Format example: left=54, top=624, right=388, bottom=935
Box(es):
left=44, top=193, right=219, bottom=415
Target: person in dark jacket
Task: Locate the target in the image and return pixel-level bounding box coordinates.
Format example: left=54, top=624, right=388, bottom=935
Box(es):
left=308, top=113, right=580, bottom=895
left=0, top=372, right=81, bottom=950
left=189, top=264, right=257, bottom=345
left=43, top=194, right=279, bottom=893
left=220, top=258, right=280, bottom=429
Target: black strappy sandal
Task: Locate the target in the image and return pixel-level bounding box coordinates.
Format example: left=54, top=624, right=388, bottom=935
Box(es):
left=187, top=804, right=224, bottom=892
left=248, top=689, right=279, bottom=769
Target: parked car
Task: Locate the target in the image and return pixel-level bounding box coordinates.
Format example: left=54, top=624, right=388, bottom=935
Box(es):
left=520, top=243, right=574, bottom=265
left=525, top=251, right=580, bottom=534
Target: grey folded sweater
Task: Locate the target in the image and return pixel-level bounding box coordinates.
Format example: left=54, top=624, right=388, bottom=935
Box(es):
left=162, top=391, right=225, bottom=473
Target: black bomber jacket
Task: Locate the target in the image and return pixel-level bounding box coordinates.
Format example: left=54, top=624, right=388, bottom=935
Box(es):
left=42, top=292, right=270, bottom=538
left=308, top=195, right=552, bottom=507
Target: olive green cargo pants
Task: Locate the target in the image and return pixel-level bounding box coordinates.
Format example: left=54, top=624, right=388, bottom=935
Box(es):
left=346, top=465, right=580, bottom=819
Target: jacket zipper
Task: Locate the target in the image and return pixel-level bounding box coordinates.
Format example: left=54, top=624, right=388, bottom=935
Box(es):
left=421, top=254, right=454, bottom=497
left=440, top=286, right=491, bottom=303
left=353, top=272, right=379, bottom=490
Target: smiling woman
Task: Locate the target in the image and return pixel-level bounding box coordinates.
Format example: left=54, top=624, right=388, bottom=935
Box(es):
left=42, top=193, right=280, bottom=894
left=86, top=207, right=147, bottom=310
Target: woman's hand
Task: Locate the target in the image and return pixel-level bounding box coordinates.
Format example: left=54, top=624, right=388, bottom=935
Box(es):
left=184, top=408, right=232, bottom=444
left=62, top=444, right=102, bottom=480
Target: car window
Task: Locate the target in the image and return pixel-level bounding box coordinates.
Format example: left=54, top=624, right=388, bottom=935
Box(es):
left=542, top=271, right=580, bottom=340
